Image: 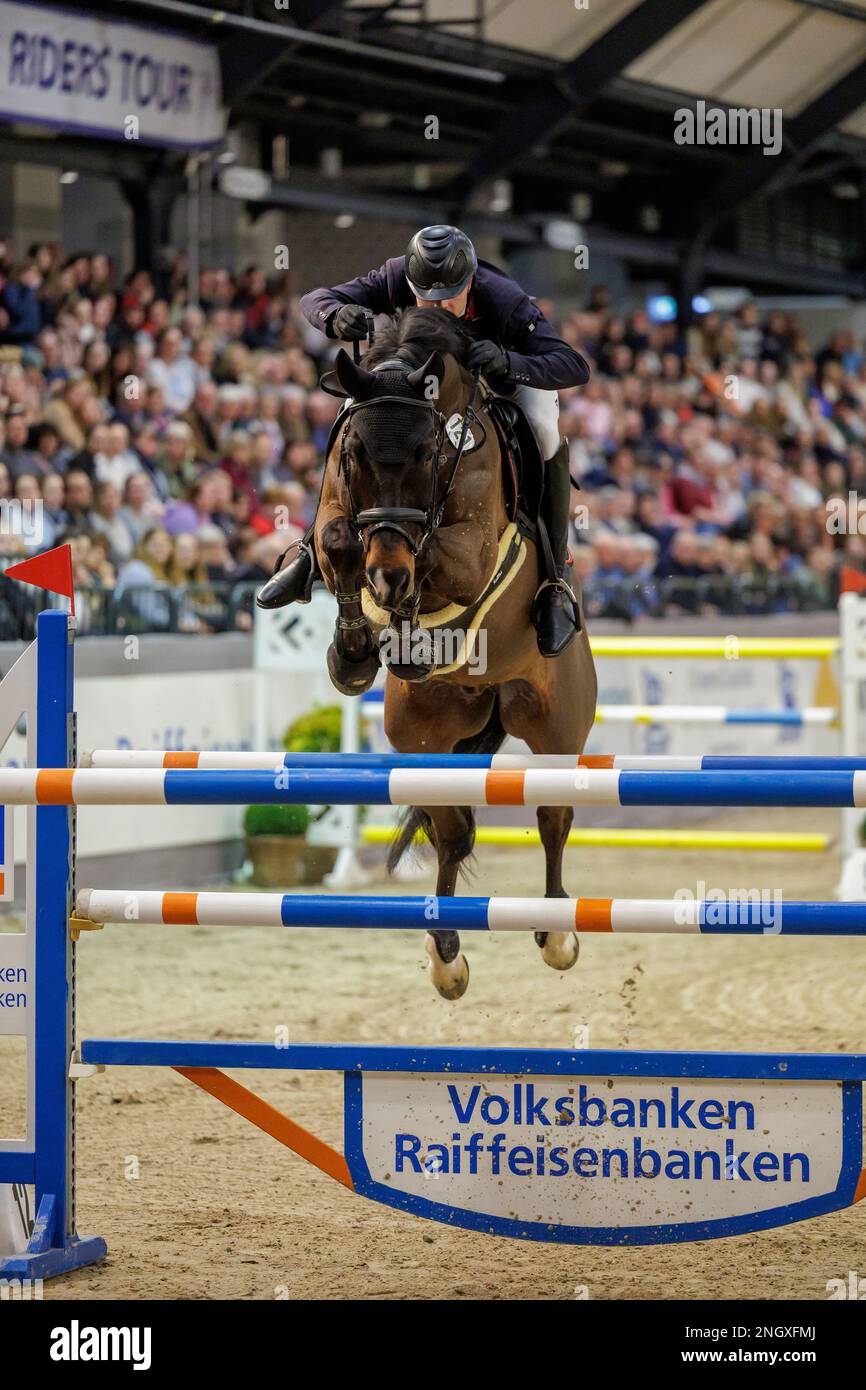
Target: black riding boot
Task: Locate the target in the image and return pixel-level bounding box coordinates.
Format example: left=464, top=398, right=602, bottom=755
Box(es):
left=256, top=526, right=319, bottom=609
left=531, top=440, right=580, bottom=658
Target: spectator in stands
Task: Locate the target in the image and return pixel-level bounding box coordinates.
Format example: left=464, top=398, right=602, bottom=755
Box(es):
left=64, top=466, right=96, bottom=530
left=94, top=421, right=139, bottom=492
left=118, top=470, right=164, bottom=547
left=35, top=329, right=67, bottom=387
left=39, top=376, right=92, bottom=452
left=219, top=430, right=261, bottom=512
left=1, top=260, right=43, bottom=344
left=115, top=526, right=172, bottom=592
left=42, top=471, right=69, bottom=536
left=280, top=439, right=320, bottom=496
left=31, top=422, right=73, bottom=476
left=90, top=481, right=135, bottom=565
left=196, top=523, right=234, bottom=582
left=1, top=407, right=38, bottom=477
left=159, top=421, right=198, bottom=498
left=181, top=381, right=220, bottom=462
left=164, top=472, right=221, bottom=536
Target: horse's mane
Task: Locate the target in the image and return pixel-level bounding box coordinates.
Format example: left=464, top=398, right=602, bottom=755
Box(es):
left=364, top=307, right=470, bottom=371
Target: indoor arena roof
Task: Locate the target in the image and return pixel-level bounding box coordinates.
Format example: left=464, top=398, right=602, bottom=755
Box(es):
left=6, top=0, right=866, bottom=292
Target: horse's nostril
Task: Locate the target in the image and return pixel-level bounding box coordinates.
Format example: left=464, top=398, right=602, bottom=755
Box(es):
left=369, top=566, right=411, bottom=607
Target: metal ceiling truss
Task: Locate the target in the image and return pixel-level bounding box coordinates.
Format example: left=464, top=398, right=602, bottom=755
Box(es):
left=4, top=0, right=866, bottom=294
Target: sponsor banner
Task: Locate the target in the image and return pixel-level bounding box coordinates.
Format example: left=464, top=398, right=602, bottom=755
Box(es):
left=0, top=1, right=223, bottom=148
left=349, top=1068, right=859, bottom=1242
left=0, top=931, right=27, bottom=1034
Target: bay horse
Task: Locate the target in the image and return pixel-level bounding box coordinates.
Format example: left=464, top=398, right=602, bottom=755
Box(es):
left=315, top=308, right=597, bottom=998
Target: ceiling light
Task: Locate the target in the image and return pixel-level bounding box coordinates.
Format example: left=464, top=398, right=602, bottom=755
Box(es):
left=59, top=170, right=78, bottom=185
left=334, top=213, right=355, bottom=229
left=358, top=111, right=391, bottom=129
left=544, top=219, right=582, bottom=251
left=640, top=205, right=661, bottom=232
left=320, top=147, right=342, bottom=178
left=487, top=178, right=512, bottom=213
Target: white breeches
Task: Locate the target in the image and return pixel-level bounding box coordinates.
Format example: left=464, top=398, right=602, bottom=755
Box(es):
left=510, top=385, right=561, bottom=460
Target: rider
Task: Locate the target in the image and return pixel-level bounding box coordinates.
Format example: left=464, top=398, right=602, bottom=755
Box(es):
left=257, top=224, right=590, bottom=657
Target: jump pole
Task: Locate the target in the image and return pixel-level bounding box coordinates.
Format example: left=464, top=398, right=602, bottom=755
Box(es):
left=3, top=766, right=866, bottom=807
left=82, top=749, right=864, bottom=772
left=73, top=889, right=866, bottom=935
left=358, top=695, right=839, bottom=727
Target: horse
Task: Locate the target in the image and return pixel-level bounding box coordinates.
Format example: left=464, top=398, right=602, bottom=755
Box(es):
left=315, top=307, right=597, bottom=998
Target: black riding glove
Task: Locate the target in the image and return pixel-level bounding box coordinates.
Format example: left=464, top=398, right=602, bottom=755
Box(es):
left=467, top=339, right=510, bottom=380
left=331, top=304, right=370, bottom=341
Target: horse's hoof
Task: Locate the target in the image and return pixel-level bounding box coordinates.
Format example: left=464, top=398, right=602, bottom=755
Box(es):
left=537, top=930, right=580, bottom=972
left=384, top=660, right=433, bottom=683
left=327, top=643, right=380, bottom=696
left=425, top=934, right=470, bottom=1000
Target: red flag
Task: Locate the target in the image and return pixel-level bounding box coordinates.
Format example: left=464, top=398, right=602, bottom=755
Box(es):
left=5, top=544, right=75, bottom=615
left=840, top=565, right=866, bottom=596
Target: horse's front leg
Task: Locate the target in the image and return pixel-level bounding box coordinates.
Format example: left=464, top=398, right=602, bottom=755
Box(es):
left=385, top=679, right=496, bottom=1000
left=317, top=512, right=380, bottom=695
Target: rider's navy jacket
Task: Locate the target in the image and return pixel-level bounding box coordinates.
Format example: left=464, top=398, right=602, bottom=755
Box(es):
left=299, top=257, right=590, bottom=393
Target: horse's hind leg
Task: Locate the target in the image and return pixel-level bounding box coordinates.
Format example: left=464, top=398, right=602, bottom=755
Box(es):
left=535, top=802, right=579, bottom=970
left=422, top=805, right=474, bottom=1000
left=500, top=634, right=596, bottom=973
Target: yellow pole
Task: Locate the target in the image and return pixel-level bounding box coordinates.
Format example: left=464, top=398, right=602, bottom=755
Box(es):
left=361, top=826, right=830, bottom=852
left=589, top=636, right=838, bottom=659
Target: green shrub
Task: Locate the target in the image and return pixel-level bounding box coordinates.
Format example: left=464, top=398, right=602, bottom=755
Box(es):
left=283, top=705, right=343, bottom=754
left=243, top=803, right=310, bottom=837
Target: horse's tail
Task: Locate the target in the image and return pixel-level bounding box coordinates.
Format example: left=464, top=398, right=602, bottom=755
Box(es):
left=385, top=698, right=507, bottom=873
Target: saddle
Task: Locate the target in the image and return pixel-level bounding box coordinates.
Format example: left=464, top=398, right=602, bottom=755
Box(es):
left=484, top=392, right=544, bottom=528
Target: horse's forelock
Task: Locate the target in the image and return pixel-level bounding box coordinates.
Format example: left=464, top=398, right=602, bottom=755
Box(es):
left=366, top=307, right=468, bottom=372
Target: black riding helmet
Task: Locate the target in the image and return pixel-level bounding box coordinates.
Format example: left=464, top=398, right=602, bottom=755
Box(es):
left=404, top=225, right=477, bottom=302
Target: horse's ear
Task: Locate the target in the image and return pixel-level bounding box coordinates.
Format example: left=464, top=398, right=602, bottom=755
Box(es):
left=319, top=369, right=347, bottom=398
left=334, top=348, right=378, bottom=400
left=406, top=351, right=444, bottom=399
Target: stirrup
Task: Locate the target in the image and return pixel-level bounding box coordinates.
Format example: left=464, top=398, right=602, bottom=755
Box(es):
left=285, top=539, right=317, bottom=599
left=532, top=575, right=578, bottom=607
left=276, top=537, right=309, bottom=572
left=530, top=576, right=581, bottom=641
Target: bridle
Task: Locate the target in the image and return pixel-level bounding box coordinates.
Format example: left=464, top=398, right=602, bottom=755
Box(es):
left=337, top=354, right=482, bottom=559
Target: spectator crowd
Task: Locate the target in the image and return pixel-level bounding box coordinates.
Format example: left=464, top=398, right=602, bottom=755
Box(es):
left=0, top=240, right=864, bottom=632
